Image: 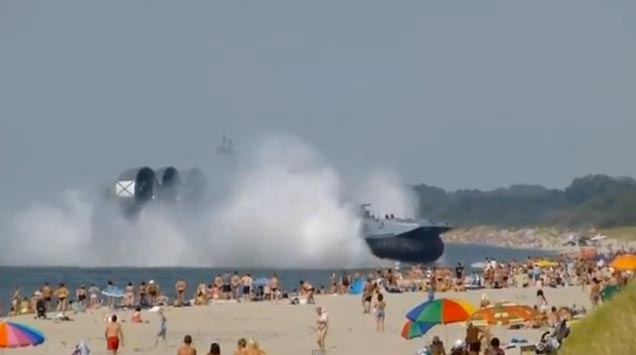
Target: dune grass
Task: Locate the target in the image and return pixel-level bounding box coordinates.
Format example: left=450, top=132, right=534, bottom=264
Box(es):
left=601, top=226, right=636, bottom=241
left=559, top=283, right=636, bottom=355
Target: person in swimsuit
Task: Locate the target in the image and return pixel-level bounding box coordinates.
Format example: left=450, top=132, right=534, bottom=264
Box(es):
left=590, top=278, right=601, bottom=308
left=374, top=292, right=386, bottom=332
left=465, top=322, right=483, bottom=355
left=138, top=281, right=148, bottom=306
left=241, top=274, right=253, bottom=302
left=55, top=283, right=69, bottom=312
left=269, top=274, right=279, bottom=302
left=175, top=278, right=187, bottom=305
left=42, top=283, right=52, bottom=311
left=148, top=280, right=159, bottom=305
left=231, top=272, right=241, bottom=300
left=105, top=314, right=124, bottom=355
left=301, top=281, right=315, bottom=304
left=155, top=308, right=167, bottom=347
left=125, top=282, right=135, bottom=307
left=315, top=307, right=329, bottom=353
left=76, top=285, right=87, bottom=307
left=362, top=278, right=375, bottom=313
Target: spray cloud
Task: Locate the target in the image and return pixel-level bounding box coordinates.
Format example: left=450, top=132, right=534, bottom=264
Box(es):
left=1, top=134, right=417, bottom=268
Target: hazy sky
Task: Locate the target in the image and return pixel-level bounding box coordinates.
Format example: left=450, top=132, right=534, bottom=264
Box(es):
left=1, top=1, right=635, bottom=207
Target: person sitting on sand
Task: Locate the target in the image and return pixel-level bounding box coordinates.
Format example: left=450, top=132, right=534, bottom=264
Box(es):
left=315, top=306, right=329, bottom=353
left=105, top=314, right=124, bottom=355
left=234, top=338, right=247, bottom=355
left=207, top=342, right=221, bottom=355
left=485, top=337, right=505, bottom=355
left=178, top=335, right=197, bottom=355
left=429, top=335, right=446, bottom=355
left=131, top=306, right=146, bottom=323
left=246, top=339, right=265, bottom=355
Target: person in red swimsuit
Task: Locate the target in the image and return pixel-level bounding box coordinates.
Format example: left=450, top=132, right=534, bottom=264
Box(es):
left=105, top=314, right=124, bottom=354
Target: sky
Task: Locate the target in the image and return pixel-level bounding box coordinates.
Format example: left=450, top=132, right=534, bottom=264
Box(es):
left=1, top=0, right=635, bottom=209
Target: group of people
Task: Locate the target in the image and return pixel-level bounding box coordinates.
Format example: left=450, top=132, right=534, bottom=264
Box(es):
left=103, top=311, right=267, bottom=355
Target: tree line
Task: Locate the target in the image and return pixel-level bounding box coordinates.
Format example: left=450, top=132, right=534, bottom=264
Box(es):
left=412, top=174, right=636, bottom=228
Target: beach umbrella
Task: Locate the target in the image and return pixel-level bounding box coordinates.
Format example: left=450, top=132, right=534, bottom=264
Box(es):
left=406, top=298, right=475, bottom=325
left=0, top=321, right=46, bottom=348
left=252, top=277, right=269, bottom=287
left=349, top=279, right=365, bottom=295
left=467, top=302, right=539, bottom=327
left=610, top=254, right=636, bottom=271
left=535, top=260, right=558, bottom=268
left=470, top=261, right=487, bottom=269
left=401, top=320, right=435, bottom=340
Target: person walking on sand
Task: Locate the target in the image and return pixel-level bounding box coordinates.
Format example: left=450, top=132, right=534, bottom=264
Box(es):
left=315, top=307, right=329, bottom=353
left=155, top=308, right=167, bottom=347
left=178, top=335, right=197, bottom=355
left=373, top=293, right=386, bottom=332
left=105, top=315, right=124, bottom=355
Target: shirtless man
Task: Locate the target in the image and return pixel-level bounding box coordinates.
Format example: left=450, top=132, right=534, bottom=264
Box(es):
left=241, top=274, right=253, bottom=302
left=269, top=273, right=280, bottom=302
left=148, top=280, right=159, bottom=305
left=178, top=335, right=197, bottom=355
left=42, top=283, right=52, bottom=311
left=231, top=272, right=242, bottom=300
left=175, top=278, right=187, bottom=305
left=105, top=315, right=124, bottom=355
left=465, top=322, right=483, bottom=355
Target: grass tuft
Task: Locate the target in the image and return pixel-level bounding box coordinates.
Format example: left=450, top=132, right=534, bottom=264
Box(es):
left=560, top=283, right=636, bottom=355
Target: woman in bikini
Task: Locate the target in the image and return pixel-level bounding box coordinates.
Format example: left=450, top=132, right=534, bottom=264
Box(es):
left=125, top=282, right=135, bottom=307
left=315, top=307, right=329, bottom=353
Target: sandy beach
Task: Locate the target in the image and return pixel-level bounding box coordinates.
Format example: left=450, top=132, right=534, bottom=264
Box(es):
left=7, top=286, right=592, bottom=355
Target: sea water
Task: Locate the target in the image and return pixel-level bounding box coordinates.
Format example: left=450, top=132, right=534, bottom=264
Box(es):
left=0, top=244, right=553, bottom=302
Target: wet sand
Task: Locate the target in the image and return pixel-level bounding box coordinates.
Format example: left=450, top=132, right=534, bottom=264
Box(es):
left=8, top=286, right=591, bottom=355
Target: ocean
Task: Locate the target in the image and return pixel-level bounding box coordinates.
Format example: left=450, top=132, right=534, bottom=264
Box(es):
left=0, top=244, right=553, bottom=303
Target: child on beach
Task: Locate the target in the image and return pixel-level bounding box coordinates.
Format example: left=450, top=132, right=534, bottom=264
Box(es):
left=373, top=293, right=386, bottom=333
left=155, top=308, right=167, bottom=347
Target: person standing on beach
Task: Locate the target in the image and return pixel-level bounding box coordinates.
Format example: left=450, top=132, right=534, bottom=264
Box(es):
left=269, top=274, right=280, bottom=303
left=42, top=283, right=52, bottom=311
left=373, top=292, right=386, bottom=332
left=105, top=314, right=124, bottom=355
left=55, top=283, right=70, bottom=312
left=222, top=272, right=232, bottom=300
left=315, top=307, right=329, bottom=353
left=231, top=271, right=242, bottom=299
left=175, top=278, right=187, bottom=305
left=178, top=335, right=197, bottom=355
left=241, top=274, right=253, bottom=302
